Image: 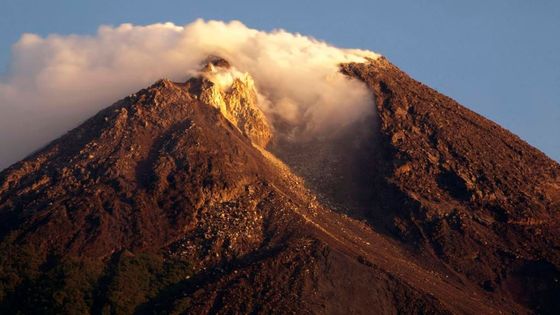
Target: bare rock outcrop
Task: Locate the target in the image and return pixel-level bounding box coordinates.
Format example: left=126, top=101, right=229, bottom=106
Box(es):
left=0, top=56, right=558, bottom=314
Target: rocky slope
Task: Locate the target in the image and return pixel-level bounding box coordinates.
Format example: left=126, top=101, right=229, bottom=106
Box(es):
left=341, top=57, right=560, bottom=314
left=0, top=57, right=558, bottom=314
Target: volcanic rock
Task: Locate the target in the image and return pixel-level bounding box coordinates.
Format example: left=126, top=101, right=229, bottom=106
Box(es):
left=0, top=56, right=558, bottom=314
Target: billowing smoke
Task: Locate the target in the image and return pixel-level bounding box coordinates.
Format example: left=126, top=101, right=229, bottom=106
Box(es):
left=0, top=19, right=379, bottom=169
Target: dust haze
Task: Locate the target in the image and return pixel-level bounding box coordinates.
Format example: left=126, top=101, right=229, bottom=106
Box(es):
left=0, top=19, right=379, bottom=169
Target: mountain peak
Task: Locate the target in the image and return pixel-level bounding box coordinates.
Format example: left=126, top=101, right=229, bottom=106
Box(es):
left=201, top=55, right=232, bottom=71
left=0, top=55, right=559, bottom=314
left=185, top=57, right=272, bottom=147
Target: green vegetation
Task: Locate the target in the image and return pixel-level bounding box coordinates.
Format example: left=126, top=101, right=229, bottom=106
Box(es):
left=101, top=252, right=194, bottom=315
left=0, top=244, right=194, bottom=315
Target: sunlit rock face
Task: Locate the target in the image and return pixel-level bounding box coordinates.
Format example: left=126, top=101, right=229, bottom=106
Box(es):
left=187, top=57, right=272, bottom=147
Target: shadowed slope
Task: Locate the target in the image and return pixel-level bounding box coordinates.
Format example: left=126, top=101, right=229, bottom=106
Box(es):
left=342, top=57, right=560, bottom=313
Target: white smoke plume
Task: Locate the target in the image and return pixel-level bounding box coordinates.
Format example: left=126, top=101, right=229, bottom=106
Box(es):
left=0, top=19, right=380, bottom=169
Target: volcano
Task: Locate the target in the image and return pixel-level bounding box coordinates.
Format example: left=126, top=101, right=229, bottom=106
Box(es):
left=0, top=56, right=559, bottom=315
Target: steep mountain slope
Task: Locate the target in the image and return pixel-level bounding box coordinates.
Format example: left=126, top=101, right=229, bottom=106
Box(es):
left=0, top=56, right=557, bottom=314
left=341, top=57, right=560, bottom=313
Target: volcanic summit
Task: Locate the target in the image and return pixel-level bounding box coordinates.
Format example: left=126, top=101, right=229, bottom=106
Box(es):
left=0, top=53, right=559, bottom=315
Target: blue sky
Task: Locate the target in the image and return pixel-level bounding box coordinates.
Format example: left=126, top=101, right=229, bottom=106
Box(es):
left=1, top=0, right=559, bottom=161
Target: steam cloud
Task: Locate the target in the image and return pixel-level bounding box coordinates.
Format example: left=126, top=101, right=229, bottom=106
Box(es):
left=0, top=19, right=379, bottom=169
